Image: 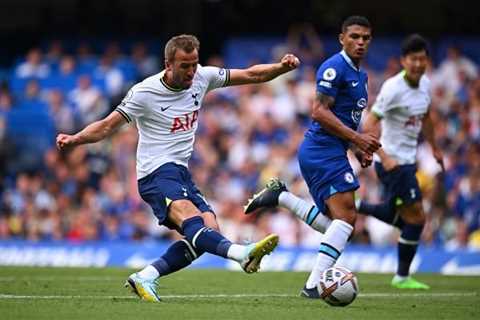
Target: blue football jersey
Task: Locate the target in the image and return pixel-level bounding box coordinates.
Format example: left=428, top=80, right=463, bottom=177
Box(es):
left=306, top=50, right=368, bottom=150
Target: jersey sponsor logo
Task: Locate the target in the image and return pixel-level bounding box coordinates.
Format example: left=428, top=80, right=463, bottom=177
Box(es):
left=170, top=110, right=199, bottom=133
left=344, top=172, right=354, bottom=184
left=356, top=98, right=367, bottom=109
left=323, top=68, right=336, bottom=81
left=160, top=105, right=172, bottom=111
left=218, top=69, right=225, bottom=76
left=351, top=81, right=359, bottom=87
left=404, top=115, right=421, bottom=128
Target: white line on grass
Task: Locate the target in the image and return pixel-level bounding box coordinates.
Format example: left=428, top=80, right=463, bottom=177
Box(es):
left=0, top=292, right=477, bottom=300
left=0, top=276, right=124, bottom=282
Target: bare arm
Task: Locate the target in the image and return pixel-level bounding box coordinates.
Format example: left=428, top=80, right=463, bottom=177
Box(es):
left=56, top=110, right=127, bottom=150
left=311, top=93, right=381, bottom=154
left=226, top=54, right=300, bottom=86
left=361, top=110, right=399, bottom=170
left=422, top=108, right=444, bottom=170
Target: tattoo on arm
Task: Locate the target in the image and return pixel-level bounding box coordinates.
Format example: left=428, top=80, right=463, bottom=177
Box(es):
left=316, top=92, right=335, bottom=109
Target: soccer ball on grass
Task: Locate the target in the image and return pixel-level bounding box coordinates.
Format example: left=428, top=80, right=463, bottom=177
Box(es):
left=317, top=266, right=359, bottom=306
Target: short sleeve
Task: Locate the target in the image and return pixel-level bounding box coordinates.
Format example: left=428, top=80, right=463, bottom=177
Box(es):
left=371, top=80, right=396, bottom=118
left=115, top=88, right=147, bottom=123
left=316, top=61, right=342, bottom=98
left=200, top=66, right=230, bottom=91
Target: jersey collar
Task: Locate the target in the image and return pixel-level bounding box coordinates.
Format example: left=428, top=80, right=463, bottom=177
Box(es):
left=340, top=50, right=360, bottom=72
left=159, top=70, right=185, bottom=92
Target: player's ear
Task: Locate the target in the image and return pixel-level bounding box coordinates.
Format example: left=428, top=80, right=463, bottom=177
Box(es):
left=339, top=33, right=344, bottom=46
left=165, top=58, right=172, bottom=71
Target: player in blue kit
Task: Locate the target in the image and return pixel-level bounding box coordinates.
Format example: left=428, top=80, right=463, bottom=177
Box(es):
left=244, top=16, right=380, bottom=298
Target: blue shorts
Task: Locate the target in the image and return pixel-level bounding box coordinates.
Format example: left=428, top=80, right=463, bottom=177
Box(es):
left=374, top=162, right=422, bottom=207
left=138, top=162, right=214, bottom=230
left=298, top=137, right=359, bottom=213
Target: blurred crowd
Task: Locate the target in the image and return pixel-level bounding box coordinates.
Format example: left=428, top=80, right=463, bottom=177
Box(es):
left=0, top=33, right=479, bottom=250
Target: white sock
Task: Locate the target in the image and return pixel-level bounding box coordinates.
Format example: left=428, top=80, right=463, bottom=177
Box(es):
left=305, top=219, right=354, bottom=289
left=279, top=191, right=332, bottom=232
left=227, top=244, right=247, bottom=262
left=393, top=274, right=408, bottom=282
left=137, top=265, right=160, bottom=281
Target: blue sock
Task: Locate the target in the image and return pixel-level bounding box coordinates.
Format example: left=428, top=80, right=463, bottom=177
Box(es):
left=359, top=201, right=404, bottom=228
left=182, top=216, right=232, bottom=258
left=397, top=223, right=424, bottom=276
left=152, top=239, right=204, bottom=277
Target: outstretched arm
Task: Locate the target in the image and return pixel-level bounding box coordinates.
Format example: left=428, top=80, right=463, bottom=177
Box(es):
left=422, top=108, right=444, bottom=171
left=56, top=110, right=127, bottom=151
left=226, top=54, right=300, bottom=86
left=311, top=93, right=381, bottom=154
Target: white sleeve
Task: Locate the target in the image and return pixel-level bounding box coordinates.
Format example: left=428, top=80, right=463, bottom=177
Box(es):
left=115, top=88, right=148, bottom=123
left=371, top=80, right=396, bottom=118
left=200, top=66, right=230, bottom=92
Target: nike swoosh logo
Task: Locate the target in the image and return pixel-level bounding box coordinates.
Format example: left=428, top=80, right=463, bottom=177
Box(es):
left=352, top=81, right=359, bottom=87
left=161, top=105, right=172, bottom=111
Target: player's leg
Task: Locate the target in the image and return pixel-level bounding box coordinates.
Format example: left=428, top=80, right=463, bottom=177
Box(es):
left=244, top=178, right=332, bottom=232
left=303, top=190, right=356, bottom=297
left=135, top=211, right=217, bottom=284
left=392, top=201, right=429, bottom=289
left=166, top=199, right=278, bottom=274
left=356, top=162, right=404, bottom=228
left=126, top=164, right=278, bottom=301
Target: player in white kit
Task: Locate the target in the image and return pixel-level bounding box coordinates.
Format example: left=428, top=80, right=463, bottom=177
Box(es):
left=56, top=34, right=300, bottom=301
left=357, top=34, right=444, bottom=289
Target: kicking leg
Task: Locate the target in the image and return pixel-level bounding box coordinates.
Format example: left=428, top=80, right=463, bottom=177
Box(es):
left=245, top=178, right=332, bottom=232
left=135, top=212, right=217, bottom=281
left=170, top=200, right=278, bottom=273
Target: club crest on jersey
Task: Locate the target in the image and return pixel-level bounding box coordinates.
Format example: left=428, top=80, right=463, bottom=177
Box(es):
left=344, top=172, right=354, bottom=184
left=323, top=68, right=336, bottom=81
left=170, top=110, right=198, bottom=133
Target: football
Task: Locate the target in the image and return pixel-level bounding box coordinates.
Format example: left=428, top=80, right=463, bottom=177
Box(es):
left=317, top=266, right=359, bottom=306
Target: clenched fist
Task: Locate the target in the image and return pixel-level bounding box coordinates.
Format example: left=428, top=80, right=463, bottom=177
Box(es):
left=56, top=133, right=78, bottom=151
left=280, top=54, right=301, bottom=70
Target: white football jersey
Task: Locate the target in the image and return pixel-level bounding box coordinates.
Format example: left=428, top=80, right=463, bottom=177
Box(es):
left=116, top=65, right=230, bottom=179
left=371, top=71, right=431, bottom=165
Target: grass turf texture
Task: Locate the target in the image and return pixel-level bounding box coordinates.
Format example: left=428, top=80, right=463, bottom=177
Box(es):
left=0, top=267, right=479, bottom=320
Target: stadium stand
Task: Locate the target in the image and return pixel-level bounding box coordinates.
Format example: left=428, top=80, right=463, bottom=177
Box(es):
left=0, top=34, right=479, bottom=251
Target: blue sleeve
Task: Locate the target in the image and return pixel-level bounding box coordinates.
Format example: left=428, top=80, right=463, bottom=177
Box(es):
left=316, top=59, right=343, bottom=98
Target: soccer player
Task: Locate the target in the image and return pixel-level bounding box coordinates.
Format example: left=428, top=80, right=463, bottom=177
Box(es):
left=56, top=34, right=300, bottom=302
left=244, top=16, right=380, bottom=298
left=357, top=34, right=443, bottom=289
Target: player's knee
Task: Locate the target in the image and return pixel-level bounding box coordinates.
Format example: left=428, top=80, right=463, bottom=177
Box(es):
left=334, top=209, right=357, bottom=227
left=400, top=202, right=425, bottom=225
left=169, top=199, right=202, bottom=225
left=202, top=212, right=220, bottom=231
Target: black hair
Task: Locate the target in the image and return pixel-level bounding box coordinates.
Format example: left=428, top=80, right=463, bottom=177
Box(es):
left=401, top=34, right=429, bottom=56
left=341, top=16, right=371, bottom=32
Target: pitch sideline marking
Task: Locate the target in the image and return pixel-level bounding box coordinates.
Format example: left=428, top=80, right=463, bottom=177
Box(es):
left=0, top=292, right=477, bottom=300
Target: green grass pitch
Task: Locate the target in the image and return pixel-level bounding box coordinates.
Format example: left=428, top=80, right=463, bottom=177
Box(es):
left=0, top=267, right=479, bottom=320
